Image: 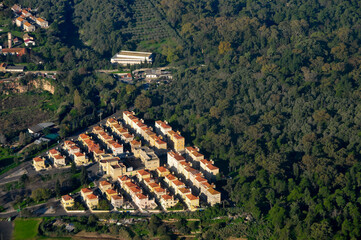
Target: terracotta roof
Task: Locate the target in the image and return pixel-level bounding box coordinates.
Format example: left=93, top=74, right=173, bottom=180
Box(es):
left=16, top=17, right=24, bottom=21
left=53, top=154, right=64, bottom=160
left=81, top=188, right=92, bottom=193
left=165, top=174, right=176, bottom=181
left=106, top=189, right=117, bottom=194
left=62, top=195, right=73, bottom=201
left=129, top=186, right=142, bottom=193
left=79, top=133, right=89, bottom=139
left=178, top=188, right=191, bottom=195
left=157, top=166, right=168, bottom=173
left=149, top=182, right=159, bottom=189
left=136, top=193, right=147, bottom=199
left=138, top=169, right=150, bottom=176
left=111, top=195, right=123, bottom=200
left=195, top=176, right=207, bottom=183
left=207, top=188, right=221, bottom=195
left=172, top=180, right=184, bottom=187
left=119, top=175, right=130, bottom=182
left=154, top=187, right=165, bottom=193
left=64, top=140, right=75, bottom=146
left=33, top=157, right=43, bottom=162
left=186, top=194, right=199, bottom=200
left=74, top=152, right=84, bottom=157
left=162, top=194, right=173, bottom=200
left=49, top=149, right=58, bottom=155
left=100, top=181, right=111, bottom=186
left=23, top=21, right=33, bottom=27
left=207, top=164, right=219, bottom=171
left=125, top=182, right=137, bottom=188
left=168, top=151, right=185, bottom=161
left=87, top=193, right=98, bottom=200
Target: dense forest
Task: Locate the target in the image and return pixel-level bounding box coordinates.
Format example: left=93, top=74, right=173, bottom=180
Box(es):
left=2, top=0, right=361, bottom=239
left=145, top=0, right=361, bottom=239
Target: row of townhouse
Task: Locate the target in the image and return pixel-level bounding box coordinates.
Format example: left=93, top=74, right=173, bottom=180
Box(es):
left=12, top=4, right=49, bottom=31
left=78, top=133, right=106, bottom=161
left=118, top=175, right=157, bottom=210
left=167, top=151, right=221, bottom=206
left=155, top=120, right=185, bottom=153
left=185, top=146, right=219, bottom=181
left=99, top=180, right=124, bottom=209
left=136, top=170, right=178, bottom=209
left=81, top=188, right=99, bottom=209
left=63, top=140, right=89, bottom=166
left=123, top=112, right=167, bottom=155
left=48, top=148, right=66, bottom=167
left=106, top=118, right=135, bottom=143
left=163, top=172, right=199, bottom=210
left=92, top=126, right=124, bottom=156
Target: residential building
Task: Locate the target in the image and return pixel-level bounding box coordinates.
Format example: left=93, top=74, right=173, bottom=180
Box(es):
left=1, top=48, right=26, bottom=56
left=185, top=194, right=199, bottom=210
left=111, top=195, right=124, bottom=209
left=33, top=157, right=46, bottom=171
left=156, top=166, right=170, bottom=177
left=160, top=194, right=178, bottom=209
left=111, top=50, right=153, bottom=65
left=200, top=159, right=219, bottom=181
left=205, top=188, right=221, bottom=206
left=133, top=147, right=160, bottom=170
left=167, top=130, right=185, bottom=152
left=73, top=152, right=89, bottom=166
left=23, top=21, right=35, bottom=32
left=36, top=17, right=48, bottom=28
left=99, top=180, right=112, bottom=193
left=155, top=120, right=172, bottom=137
left=48, top=149, right=66, bottom=167
left=85, top=194, right=99, bottom=209
left=61, top=195, right=74, bottom=208
left=105, top=189, right=118, bottom=201
left=81, top=188, right=93, bottom=199
left=185, top=146, right=204, bottom=168
left=16, top=17, right=25, bottom=27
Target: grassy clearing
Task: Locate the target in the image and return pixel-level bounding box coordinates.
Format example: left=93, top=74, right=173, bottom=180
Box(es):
left=13, top=218, right=41, bottom=240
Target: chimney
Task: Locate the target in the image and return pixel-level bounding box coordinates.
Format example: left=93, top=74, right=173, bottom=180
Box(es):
left=8, top=32, right=12, bottom=48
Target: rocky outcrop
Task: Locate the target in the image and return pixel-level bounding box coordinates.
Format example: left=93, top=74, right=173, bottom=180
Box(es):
left=0, top=78, right=55, bottom=94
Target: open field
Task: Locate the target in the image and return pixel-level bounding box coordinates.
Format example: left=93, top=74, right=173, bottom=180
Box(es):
left=13, top=218, right=41, bottom=240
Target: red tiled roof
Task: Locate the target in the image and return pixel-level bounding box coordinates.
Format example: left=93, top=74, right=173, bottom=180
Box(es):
left=33, top=157, right=43, bottom=162
left=186, top=194, right=199, bottom=200
left=62, top=194, right=73, bottom=201
left=106, top=189, right=117, bottom=194
left=87, top=193, right=98, bottom=200
left=157, top=166, right=168, bottom=173
left=81, top=188, right=92, bottom=193
left=100, top=181, right=111, bottom=186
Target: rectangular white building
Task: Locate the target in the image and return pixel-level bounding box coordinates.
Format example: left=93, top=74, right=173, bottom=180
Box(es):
left=111, top=51, right=153, bottom=65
